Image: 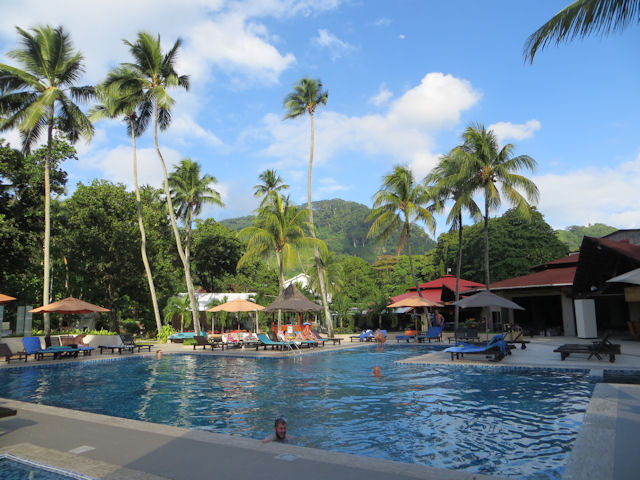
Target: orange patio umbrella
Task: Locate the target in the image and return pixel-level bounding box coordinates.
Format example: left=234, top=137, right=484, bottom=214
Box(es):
left=387, top=296, right=442, bottom=332
left=0, top=294, right=17, bottom=304
left=30, top=297, right=110, bottom=314
left=207, top=298, right=264, bottom=332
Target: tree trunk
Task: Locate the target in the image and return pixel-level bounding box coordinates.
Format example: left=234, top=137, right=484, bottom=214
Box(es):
left=276, top=251, right=284, bottom=331
left=307, top=112, right=333, bottom=336
left=131, top=119, right=162, bottom=335
left=483, top=195, right=491, bottom=290
left=153, top=101, right=201, bottom=335
left=406, top=220, right=422, bottom=298
left=454, top=212, right=463, bottom=329
left=42, top=112, right=54, bottom=333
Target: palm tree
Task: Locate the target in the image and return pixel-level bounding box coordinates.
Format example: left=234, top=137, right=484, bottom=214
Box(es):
left=283, top=77, right=333, bottom=335
left=426, top=151, right=481, bottom=328
left=169, top=158, right=224, bottom=267
left=163, top=295, right=191, bottom=332
left=367, top=165, right=436, bottom=299
left=455, top=123, right=539, bottom=288
left=90, top=67, right=163, bottom=334
left=253, top=169, right=289, bottom=206
left=307, top=251, right=344, bottom=300
left=237, top=193, right=327, bottom=329
left=525, top=0, right=640, bottom=63
left=0, top=25, right=94, bottom=332
left=108, top=32, right=202, bottom=334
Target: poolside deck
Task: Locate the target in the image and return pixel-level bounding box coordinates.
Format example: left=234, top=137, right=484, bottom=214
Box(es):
left=1, top=334, right=639, bottom=479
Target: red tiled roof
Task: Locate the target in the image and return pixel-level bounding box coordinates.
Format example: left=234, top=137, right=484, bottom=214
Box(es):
left=531, top=253, right=579, bottom=270
left=490, top=266, right=576, bottom=290
left=392, top=275, right=485, bottom=303
left=390, top=290, right=444, bottom=303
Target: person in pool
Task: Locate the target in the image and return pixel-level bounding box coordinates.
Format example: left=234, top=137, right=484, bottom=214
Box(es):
left=263, top=417, right=289, bottom=443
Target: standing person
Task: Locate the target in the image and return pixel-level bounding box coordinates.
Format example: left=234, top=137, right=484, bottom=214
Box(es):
left=434, top=309, right=445, bottom=327
left=263, top=418, right=288, bottom=443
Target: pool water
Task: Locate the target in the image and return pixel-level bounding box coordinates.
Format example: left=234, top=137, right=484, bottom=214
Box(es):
left=0, top=345, right=594, bottom=479
left=0, top=455, right=94, bottom=479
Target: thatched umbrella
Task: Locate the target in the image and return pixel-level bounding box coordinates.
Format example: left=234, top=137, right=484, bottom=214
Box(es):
left=207, top=298, right=264, bottom=332
left=264, top=284, right=321, bottom=331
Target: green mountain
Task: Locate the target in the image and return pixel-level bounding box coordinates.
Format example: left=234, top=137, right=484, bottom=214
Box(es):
left=555, top=223, right=617, bottom=251
left=220, top=198, right=436, bottom=263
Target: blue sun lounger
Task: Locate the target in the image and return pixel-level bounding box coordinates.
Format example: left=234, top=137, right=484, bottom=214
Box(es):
left=256, top=333, right=289, bottom=351
left=444, top=334, right=508, bottom=362
left=417, top=325, right=443, bottom=343
left=22, top=336, right=80, bottom=361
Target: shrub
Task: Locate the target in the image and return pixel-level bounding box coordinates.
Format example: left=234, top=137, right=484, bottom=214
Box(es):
left=157, top=325, right=176, bottom=343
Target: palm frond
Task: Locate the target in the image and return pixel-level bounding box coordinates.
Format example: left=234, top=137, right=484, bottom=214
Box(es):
left=524, top=0, right=640, bottom=63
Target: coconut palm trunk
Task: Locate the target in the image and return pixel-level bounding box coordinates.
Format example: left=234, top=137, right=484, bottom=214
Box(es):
left=455, top=212, right=463, bottom=328
left=42, top=110, right=54, bottom=332
left=483, top=197, right=491, bottom=290
left=153, top=102, right=201, bottom=334
left=307, top=111, right=333, bottom=335
left=404, top=219, right=422, bottom=298
left=130, top=118, right=162, bottom=333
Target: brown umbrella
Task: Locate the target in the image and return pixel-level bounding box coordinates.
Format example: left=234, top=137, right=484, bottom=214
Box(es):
left=207, top=298, right=264, bottom=332
left=387, top=296, right=442, bottom=332
left=0, top=294, right=16, bottom=304
left=30, top=297, right=110, bottom=314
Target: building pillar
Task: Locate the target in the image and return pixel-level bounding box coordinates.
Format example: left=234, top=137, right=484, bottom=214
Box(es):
left=561, top=292, right=576, bottom=336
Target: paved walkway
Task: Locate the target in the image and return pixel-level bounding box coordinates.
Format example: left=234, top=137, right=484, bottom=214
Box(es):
left=0, top=333, right=639, bottom=479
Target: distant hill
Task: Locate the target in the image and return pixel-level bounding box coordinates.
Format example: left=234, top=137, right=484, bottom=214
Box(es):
left=556, top=223, right=617, bottom=251
left=220, top=198, right=436, bottom=263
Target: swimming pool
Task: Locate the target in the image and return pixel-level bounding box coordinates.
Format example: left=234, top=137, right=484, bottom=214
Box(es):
left=0, top=454, right=94, bottom=480
left=0, top=345, right=594, bottom=479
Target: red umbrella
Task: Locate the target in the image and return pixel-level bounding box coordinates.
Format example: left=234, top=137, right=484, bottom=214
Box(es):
left=30, top=297, right=110, bottom=314
left=0, top=294, right=16, bottom=305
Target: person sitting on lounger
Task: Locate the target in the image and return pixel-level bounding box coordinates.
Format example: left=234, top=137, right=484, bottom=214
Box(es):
left=296, top=324, right=319, bottom=342
left=263, top=417, right=289, bottom=443
left=374, top=329, right=386, bottom=343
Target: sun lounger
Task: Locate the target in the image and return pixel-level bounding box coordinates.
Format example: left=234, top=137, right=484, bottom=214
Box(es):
left=0, top=343, right=25, bottom=363
left=417, top=325, right=443, bottom=343
left=221, top=332, right=242, bottom=350
left=553, top=335, right=621, bottom=362
left=444, top=334, right=508, bottom=362
left=395, top=334, right=416, bottom=343
left=0, top=406, right=17, bottom=418
left=56, top=335, right=95, bottom=355
left=192, top=335, right=217, bottom=350
left=316, top=334, right=340, bottom=345
left=22, top=336, right=80, bottom=361
left=256, top=333, right=289, bottom=351
left=448, top=327, right=467, bottom=344
left=349, top=330, right=373, bottom=342
left=98, top=337, right=135, bottom=355
left=120, top=334, right=152, bottom=352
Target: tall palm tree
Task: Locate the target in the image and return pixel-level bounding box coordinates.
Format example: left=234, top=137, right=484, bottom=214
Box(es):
left=0, top=25, right=94, bottom=332
left=237, top=193, right=327, bottom=329
left=283, top=77, right=333, bottom=335
left=108, top=32, right=202, bottom=334
left=525, top=0, right=640, bottom=63
left=367, top=165, right=436, bottom=298
left=169, top=157, right=224, bottom=272
left=253, top=169, right=289, bottom=206
left=426, top=151, right=481, bottom=328
left=90, top=67, right=163, bottom=334
left=456, top=123, right=539, bottom=289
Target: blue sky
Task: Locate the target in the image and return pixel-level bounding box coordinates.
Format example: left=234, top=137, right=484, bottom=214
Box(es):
left=1, top=0, right=639, bottom=237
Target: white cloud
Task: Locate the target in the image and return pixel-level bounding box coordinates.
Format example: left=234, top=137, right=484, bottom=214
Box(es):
left=166, top=115, right=224, bottom=147
left=372, top=18, right=391, bottom=27
left=256, top=72, right=481, bottom=176
left=535, top=154, right=640, bottom=229
left=399, top=34, right=405, bottom=40
left=316, top=177, right=350, bottom=197
left=369, top=85, right=393, bottom=106
left=82, top=145, right=183, bottom=190
left=313, top=29, right=354, bottom=61
left=489, top=119, right=541, bottom=145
